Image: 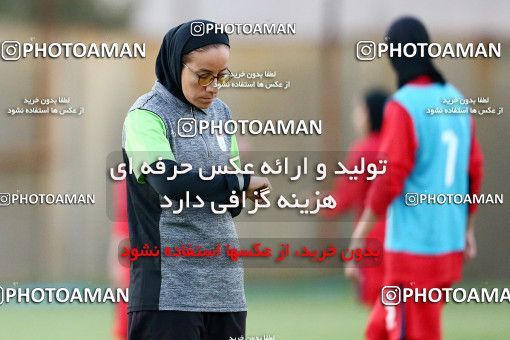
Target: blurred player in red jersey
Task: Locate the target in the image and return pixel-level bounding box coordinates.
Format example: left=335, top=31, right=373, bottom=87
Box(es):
left=109, top=180, right=130, bottom=339
left=322, top=89, right=388, bottom=306
left=346, top=17, right=483, bottom=340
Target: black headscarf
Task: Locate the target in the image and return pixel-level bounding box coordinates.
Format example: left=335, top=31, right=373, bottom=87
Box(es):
left=155, top=20, right=230, bottom=105
left=385, top=16, right=445, bottom=88
left=364, top=89, right=388, bottom=132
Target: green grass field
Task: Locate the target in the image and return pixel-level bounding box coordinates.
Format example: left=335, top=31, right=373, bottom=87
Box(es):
left=0, top=275, right=509, bottom=339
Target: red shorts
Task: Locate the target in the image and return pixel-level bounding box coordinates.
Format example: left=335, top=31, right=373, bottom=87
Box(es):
left=359, top=264, right=385, bottom=306
left=113, top=265, right=130, bottom=339
left=365, top=281, right=451, bottom=340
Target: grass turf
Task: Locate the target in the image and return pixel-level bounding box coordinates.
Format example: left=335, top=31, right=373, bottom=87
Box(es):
left=0, top=276, right=508, bottom=339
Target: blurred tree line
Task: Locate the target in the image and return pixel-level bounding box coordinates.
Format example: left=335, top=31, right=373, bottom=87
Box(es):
left=0, top=0, right=132, bottom=27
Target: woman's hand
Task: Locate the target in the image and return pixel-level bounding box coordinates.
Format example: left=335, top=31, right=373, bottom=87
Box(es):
left=246, top=176, right=272, bottom=202
left=465, top=218, right=477, bottom=260
left=344, top=265, right=360, bottom=283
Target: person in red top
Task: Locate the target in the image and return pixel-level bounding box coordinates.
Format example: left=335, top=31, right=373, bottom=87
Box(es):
left=346, top=17, right=483, bottom=340
left=323, top=88, right=388, bottom=306
left=109, top=180, right=130, bottom=340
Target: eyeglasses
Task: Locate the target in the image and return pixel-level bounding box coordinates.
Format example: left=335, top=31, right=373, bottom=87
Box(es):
left=183, top=63, right=233, bottom=87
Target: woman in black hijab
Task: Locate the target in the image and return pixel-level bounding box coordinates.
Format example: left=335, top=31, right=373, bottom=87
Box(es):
left=386, top=16, right=445, bottom=88
left=155, top=20, right=230, bottom=107
left=122, top=20, right=270, bottom=339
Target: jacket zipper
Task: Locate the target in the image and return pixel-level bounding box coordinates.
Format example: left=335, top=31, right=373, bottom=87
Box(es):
left=192, top=107, right=211, bottom=157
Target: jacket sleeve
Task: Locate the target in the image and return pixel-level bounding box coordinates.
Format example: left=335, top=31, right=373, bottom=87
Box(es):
left=322, top=145, right=365, bottom=219
left=146, top=159, right=250, bottom=203
left=468, top=118, right=484, bottom=214
left=124, top=108, right=251, bottom=205
left=365, top=100, right=417, bottom=217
